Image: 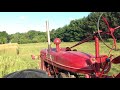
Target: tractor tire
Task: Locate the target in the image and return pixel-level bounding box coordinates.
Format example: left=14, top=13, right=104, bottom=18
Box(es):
left=3, top=69, right=50, bottom=78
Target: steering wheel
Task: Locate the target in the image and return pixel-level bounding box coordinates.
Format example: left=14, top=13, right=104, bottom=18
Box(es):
left=97, top=12, right=120, bottom=51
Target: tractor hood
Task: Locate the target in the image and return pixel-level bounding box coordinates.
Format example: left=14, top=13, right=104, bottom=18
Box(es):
left=53, top=51, right=95, bottom=68
left=40, top=48, right=95, bottom=73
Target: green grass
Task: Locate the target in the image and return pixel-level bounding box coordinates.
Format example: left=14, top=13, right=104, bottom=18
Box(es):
left=0, top=42, right=120, bottom=78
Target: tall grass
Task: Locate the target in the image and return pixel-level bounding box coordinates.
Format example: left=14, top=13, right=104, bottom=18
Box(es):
left=0, top=43, right=19, bottom=55
left=0, top=42, right=120, bottom=77
left=0, top=43, right=42, bottom=77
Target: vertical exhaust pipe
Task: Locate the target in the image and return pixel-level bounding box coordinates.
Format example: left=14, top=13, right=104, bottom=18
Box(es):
left=46, top=21, right=51, bottom=54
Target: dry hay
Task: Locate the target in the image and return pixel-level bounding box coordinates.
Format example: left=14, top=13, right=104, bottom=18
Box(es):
left=0, top=43, right=19, bottom=55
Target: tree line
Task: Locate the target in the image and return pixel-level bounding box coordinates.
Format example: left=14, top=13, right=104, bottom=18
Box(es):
left=50, top=12, right=120, bottom=42
left=1, top=12, right=120, bottom=44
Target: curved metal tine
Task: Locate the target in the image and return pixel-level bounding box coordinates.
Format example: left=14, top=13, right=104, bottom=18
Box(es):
left=114, top=26, right=120, bottom=30
left=102, top=16, right=110, bottom=29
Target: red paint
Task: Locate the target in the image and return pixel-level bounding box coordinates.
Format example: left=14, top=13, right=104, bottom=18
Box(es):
left=54, top=38, right=61, bottom=52
left=41, top=49, right=95, bottom=74
left=115, top=73, right=120, bottom=78
left=31, top=55, right=35, bottom=60
left=95, top=36, right=99, bottom=58
left=112, top=55, right=120, bottom=64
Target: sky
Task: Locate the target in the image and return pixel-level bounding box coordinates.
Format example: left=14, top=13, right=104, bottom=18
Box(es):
left=0, top=12, right=90, bottom=34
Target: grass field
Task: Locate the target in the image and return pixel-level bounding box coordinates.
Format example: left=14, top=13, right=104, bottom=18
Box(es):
left=0, top=42, right=120, bottom=78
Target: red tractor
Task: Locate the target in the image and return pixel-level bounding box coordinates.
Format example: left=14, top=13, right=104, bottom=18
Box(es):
left=40, top=13, right=120, bottom=78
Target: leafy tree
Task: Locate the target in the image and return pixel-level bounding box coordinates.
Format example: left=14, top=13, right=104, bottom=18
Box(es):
left=0, top=31, right=8, bottom=44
